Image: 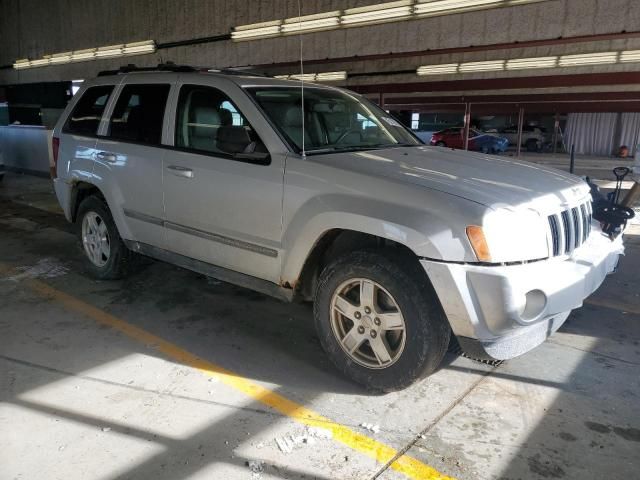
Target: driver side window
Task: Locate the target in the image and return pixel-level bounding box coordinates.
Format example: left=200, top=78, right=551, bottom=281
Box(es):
left=175, top=85, right=266, bottom=157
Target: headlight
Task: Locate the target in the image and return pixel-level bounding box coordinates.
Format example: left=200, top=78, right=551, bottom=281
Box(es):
left=472, top=208, right=549, bottom=263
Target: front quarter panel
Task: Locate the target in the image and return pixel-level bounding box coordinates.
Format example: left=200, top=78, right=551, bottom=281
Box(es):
left=280, top=155, right=488, bottom=284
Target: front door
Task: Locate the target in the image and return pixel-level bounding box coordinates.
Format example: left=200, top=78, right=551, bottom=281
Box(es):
left=162, top=82, right=284, bottom=283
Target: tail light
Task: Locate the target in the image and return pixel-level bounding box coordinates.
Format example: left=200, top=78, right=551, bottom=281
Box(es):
left=51, top=136, right=60, bottom=179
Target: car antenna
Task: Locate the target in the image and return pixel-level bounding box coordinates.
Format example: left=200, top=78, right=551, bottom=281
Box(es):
left=297, top=0, right=306, bottom=160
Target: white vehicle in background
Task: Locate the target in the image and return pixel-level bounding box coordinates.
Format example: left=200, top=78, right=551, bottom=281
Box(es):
left=498, top=125, right=546, bottom=152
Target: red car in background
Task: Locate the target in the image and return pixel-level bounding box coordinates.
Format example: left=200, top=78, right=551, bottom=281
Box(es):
left=430, top=127, right=509, bottom=153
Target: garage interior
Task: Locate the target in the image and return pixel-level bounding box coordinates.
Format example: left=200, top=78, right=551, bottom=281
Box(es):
left=1, top=1, right=640, bottom=479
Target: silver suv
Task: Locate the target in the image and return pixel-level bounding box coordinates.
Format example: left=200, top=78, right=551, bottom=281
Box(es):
left=52, top=65, right=624, bottom=391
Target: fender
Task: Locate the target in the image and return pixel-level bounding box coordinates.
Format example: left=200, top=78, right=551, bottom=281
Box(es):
left=280, top=192, right=484, bottom=285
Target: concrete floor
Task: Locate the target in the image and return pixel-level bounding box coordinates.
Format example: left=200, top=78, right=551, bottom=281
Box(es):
left=1, top=172, right=639, bottom=480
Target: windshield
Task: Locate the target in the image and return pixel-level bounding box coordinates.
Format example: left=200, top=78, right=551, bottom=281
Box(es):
left=247, top=86, right=421, bottom=154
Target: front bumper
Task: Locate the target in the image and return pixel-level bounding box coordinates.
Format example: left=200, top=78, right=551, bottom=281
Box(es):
left=421, top=227, right=624, bottom=360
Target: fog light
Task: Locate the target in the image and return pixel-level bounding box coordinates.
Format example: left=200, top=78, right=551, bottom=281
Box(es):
left=520, top=289, right=547, bottom=321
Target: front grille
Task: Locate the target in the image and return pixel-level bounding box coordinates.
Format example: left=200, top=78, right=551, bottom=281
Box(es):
left=547, top=201, right=592, bottom=257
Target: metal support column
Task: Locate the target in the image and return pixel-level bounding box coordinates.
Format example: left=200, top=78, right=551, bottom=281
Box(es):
left=463, top=103, right=471, bottom=151
left=516, top=106, right=525, bottom=157
left=378, top=92, right=385, bottom=110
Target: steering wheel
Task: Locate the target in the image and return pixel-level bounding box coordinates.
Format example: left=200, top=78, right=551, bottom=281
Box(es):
left=334, top=129, right=362, bottom=145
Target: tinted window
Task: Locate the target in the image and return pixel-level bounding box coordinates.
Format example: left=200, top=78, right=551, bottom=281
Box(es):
left=64, top=85, right=114, bottom=135
left=175, top=85, right=265, bottom=156
left=108, top=84, right=170, bottom=145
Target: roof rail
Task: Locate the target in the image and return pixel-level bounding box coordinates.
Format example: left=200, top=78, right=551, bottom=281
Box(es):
left=97, top=62, right=197, bottom=76
left=97, top=62, right=268, bottom=78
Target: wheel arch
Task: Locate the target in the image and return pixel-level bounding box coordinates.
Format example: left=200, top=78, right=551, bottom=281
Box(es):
left=286, top=227, right=426, bottom=302
left=70, top=181, right=106, bottom=222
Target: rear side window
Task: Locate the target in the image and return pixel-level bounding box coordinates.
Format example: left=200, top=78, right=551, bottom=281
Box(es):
left=64, top=85, right=114, bottom=135
left=175, top=85, right=265, bottom=156
left=107, top=84, right=171, bottom=145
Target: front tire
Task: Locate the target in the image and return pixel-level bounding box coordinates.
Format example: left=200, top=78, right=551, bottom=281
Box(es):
left=76, top=195, right=136, bottom=280
left=314, top=249, right=450, bottom=391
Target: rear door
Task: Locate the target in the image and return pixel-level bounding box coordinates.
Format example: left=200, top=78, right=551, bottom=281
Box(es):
left=58, top=83, right=116, bottom=185
left=162, top=78, right=285, bottom=283
left=93, top=75, right=174, bottom=249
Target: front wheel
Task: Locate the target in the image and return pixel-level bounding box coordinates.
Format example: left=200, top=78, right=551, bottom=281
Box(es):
left=314, top=249, right=450, bottom=391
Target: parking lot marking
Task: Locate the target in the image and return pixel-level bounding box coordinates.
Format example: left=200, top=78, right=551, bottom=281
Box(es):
left=2, top=266, right=453, bottom=480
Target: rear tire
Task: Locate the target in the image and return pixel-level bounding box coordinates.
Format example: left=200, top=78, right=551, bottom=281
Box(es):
left=526, top=139, right=539, bottom=152
left=76, top=195, right=136, bottom=280
left=314, top=249, right=450, bottom=391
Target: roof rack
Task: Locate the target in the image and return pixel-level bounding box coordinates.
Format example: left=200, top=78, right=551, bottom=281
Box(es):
left=97, top=62, right=197, bottom=76
left=97, top=62, right=267, bottom=78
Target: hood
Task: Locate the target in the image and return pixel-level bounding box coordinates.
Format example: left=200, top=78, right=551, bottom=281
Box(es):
left=309, top=146, right=589, bottom=213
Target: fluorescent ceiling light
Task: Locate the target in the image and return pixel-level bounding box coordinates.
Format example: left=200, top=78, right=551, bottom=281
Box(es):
left=12, top=40, right=155, bottom=69
left=232, top=21, right=281, bottom=41
left=315, top=71, right=348, bottom=81
left=458, top=60, right=505, bottom=72
left=506, top=56, right=558, bottom=70
left=417, top=63, right=459, bottom=75
left=416, top=48, right=640, bottom=76
left=122, top=40, right=156, bottom=55
left=275, top=71, right=347, bottom=82
left=558, top=51, right=618, bottom=66
left=415, top=0, right=546, bottom=16
left=49, top=52, right=72, bottom=64
left=95, top=44, right=125, bottom=58
left=231, top=0, right=554, bottom=41
left=71, top=49, right=96, bottom=61
left=620, top=49, right=640, bottom=63
left=13, top=59, right=30, bottom=69
left=281, top=11, right=340, bottom=34
left=29, top=58, right=51, bottom=67
left=341, top=1, right=413, bottom=26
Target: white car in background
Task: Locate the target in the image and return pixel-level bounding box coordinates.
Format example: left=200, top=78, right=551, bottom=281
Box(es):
left=499, top=125, right=546, bottom=152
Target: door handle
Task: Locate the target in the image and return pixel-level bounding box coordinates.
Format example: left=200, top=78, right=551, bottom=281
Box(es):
left=96, top=151, right=117, bottom=163
left=167, top=165, right=194, bottom=179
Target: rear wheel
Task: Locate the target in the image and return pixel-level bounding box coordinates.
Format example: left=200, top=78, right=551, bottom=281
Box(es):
left=314, top=249, right=450, bottom=391
left=76, top=195, right=136, bottom=280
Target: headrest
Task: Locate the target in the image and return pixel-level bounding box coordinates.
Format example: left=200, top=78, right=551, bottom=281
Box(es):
left=192, top=106, right=219, bottom=126
left=283, top=106, right=303, bottom=128
left=219, top=108, right=233, bottom=126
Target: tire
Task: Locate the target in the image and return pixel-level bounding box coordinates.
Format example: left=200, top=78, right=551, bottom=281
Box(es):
left=481, top=144, right=490, bottom=154
left=435, top=141, right=446, bottom=147
left=76, top=195, right=136, bottom=280
left=314, top=249, right=451, bottom=391
left=525, top=139, right=539, bottom=152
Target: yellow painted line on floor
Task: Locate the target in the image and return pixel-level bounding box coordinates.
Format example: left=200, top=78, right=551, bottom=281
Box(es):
left=1, top=265, right=452, bottom=480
